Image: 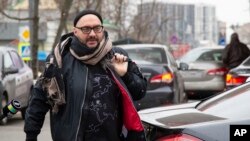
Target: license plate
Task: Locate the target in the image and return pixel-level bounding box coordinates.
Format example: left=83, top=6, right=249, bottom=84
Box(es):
left=183, top=71, right=203, bottom=78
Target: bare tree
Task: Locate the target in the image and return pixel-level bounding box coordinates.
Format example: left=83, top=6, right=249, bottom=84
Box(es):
left=52, top=0, right=73, bottom=49
left=129, top=0, right=158, bottom=42
left=129, top=0, right=178, bottom=44
left=0, top=0, right=32, bottom=20
left=151, top=18, right=169, bottom=43
left=0, top=0, right=40, bottom=78
left=70, top=0, right=135, bottom=40
left=71, top=0, right=103, bottom=12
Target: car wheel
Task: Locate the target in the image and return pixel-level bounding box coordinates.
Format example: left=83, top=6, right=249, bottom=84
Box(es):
left=0, top=94, right=8, bottom=125
left=172, top=87, right=180, bottom=104
left=172, top=80, right=181, bottom=104
left=181, top=92, right=188, bottom=103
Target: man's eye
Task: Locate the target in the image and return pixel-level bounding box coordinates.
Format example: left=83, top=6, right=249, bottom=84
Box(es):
left=94, top=27, right=101, bottom=30
left=82, top=28, right=90, bottom=31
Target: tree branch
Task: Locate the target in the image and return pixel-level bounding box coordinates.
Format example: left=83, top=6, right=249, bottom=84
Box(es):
left=0, top=9, right=33, bottom=21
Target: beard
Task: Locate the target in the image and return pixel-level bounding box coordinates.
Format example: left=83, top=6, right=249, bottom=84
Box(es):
left=86, top=37, right=100, bottom=48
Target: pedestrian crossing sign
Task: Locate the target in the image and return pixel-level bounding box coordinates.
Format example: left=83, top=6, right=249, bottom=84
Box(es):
left=18, top=42, right=31, bottom=61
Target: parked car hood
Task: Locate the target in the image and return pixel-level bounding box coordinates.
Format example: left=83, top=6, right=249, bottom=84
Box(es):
left=139, top=102, right=225, bottom=128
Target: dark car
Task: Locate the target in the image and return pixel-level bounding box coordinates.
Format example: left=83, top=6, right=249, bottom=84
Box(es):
left=116, top=44, right=187, bottom=110
left=0, top=47, right=33, bottom=125
left=226, top=56, right=250, bottom=89
left=139, top=81, right=250, bottom=141
left=178, top=46, right=227, bottom=98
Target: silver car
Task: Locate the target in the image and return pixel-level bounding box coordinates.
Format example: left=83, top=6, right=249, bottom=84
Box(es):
left=178, top=47, right=227, bottom=98
left=226, top=56, right=250, bottom=88
left=0, top=47, right=33, bottom=125
left=139, top=81, right=250, bottom=141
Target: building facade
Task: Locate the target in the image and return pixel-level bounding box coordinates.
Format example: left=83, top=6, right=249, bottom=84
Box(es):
left=137, top=0, right=218, bottom=47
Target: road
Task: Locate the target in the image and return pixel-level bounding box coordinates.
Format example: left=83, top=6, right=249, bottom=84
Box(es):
left=0, top=112, right=52, bottom=141
left=0, top=100, right=197, bottom=141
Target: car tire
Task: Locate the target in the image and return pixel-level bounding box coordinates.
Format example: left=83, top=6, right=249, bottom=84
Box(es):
left=181, top=92, right=188, bottom=103
left=172, top=88, right=179, bottom=104
left=172, top=81, right=181, bottom=104
left=0, top=94, right=8, bottom=125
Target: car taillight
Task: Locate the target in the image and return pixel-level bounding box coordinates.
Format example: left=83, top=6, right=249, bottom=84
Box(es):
left=207, top=67, right=228, bottom=75
left=150, top=72, right=174, bottom=83
left=157, top=134, right=202, bottom=141
left=226, top=73, right=247, bottom=86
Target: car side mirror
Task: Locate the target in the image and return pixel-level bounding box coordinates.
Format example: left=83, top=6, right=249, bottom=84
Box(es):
left=179, top=62, right=189, bottom=70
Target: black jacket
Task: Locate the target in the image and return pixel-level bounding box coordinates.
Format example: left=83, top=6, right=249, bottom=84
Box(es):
left=222, top=42, right=250, bottom=69
left=24, top=36, right=147, bottom=141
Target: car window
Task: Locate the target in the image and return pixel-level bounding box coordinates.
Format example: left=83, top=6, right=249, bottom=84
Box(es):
left=179, top=48, right=207, bottom=63
left=197, top=52, right=214, bottom=61
left=125, top=47, right=167, bottom=64
left=197, top=83, right=250, bottom=119
left=213, top=51, right=223, bottom=61
left=243, top=57, right=250, bottom=66
left=166, top=50, right=178, bottom=67
left=4, top=52, right=15, bottom=69
left=197, top=50, right=222, bottom=62
left=9, top=51, right=24, bottom=69
left=180, top=48, right=222, bottom=63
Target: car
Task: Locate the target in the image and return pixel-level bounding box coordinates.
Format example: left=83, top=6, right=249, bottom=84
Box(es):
left=139, top=81, right=250, bottom=141
left=116, top=44, right=187, bottom=110
left=178, top=46, right=227, bottom=98
left=0, top=47, right=33, bottom=125
left=226, top=56, right=250, bottom=89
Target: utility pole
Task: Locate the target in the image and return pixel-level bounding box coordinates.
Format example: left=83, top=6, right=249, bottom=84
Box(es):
left=29, top=0, right=39, bottom=79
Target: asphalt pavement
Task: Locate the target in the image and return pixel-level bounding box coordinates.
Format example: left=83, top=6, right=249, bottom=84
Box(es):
left=0, top=100, right=197, bottom=141
left=0, top=112, right=52, bottom=141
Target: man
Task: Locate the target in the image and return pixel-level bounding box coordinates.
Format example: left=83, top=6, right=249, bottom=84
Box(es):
left=24, top=10, right=147, bottom=141
left=222, top=32, right=250, bottom=69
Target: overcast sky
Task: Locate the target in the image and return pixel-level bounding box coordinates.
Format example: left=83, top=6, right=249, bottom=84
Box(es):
left=205, top=0, right=250, bottom=26
left=203, top=0, right=250, bottom=41
left=142, top=0, right=250, bottom=25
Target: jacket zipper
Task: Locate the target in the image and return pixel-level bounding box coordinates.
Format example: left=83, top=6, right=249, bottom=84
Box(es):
left=75, top=68, right=88, bottom=141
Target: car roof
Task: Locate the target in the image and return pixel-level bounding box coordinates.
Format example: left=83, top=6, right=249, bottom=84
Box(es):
left=115, top=44, right=168, bottom=49
left=192, top=46, right=224, bottom=50
left=0, top=46, right=17, bottom=53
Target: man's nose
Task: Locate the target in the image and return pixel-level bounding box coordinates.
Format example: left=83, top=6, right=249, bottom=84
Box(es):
left=89, top=29, right=96, bottom=36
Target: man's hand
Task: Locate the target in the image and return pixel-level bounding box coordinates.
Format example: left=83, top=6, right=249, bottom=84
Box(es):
left=111, top=53, right=128, bottom=76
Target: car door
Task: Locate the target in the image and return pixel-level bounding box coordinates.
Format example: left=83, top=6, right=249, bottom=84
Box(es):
left=2, top=51, right=17, bottom=101
left=9, top=50, right=30, bottom=104
left=166, top=49, right=185, bottom=103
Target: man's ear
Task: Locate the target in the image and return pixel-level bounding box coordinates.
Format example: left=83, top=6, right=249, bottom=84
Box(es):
left=73, top=28, right=77, bottom=35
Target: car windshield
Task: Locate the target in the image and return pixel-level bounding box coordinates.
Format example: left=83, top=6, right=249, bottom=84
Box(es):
left=179, top=48, right=223, bottom=63
left=125, top=47, right=166, bottom=64
left=197, top=82, right=250, bottom=119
